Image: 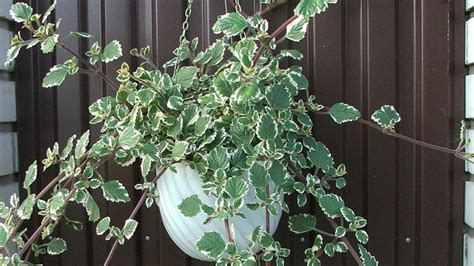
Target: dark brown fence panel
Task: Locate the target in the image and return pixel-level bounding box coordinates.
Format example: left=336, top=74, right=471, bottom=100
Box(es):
left=16, top=0, right=465, bottom=265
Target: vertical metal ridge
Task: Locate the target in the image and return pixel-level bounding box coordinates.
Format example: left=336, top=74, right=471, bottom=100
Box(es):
left=394, top=0, right=401, bottom=264
left=361, top=0, right=369, bottom=222
left=414, top=0, right=423, bottom=263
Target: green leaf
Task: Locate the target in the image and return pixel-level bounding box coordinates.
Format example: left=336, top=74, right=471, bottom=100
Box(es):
left=340, top=207, right=356, bottom=222
left=335, top=241, right=348, bottom=253
left=307, top=142, right=334, bottom=172
left=266, top=84, right=291, bottom=110
left=178, top=195, right=202, bottom=217
left=41, top=34, right=59, bottom=54
left=329, top=103, right=361, bottom=124
left=101, top=40, right=123, bottom=63
left=257, top=114, right=278, bottom=141
left=196, top=232, right=226, bottom=260
left=75, top=130, right=90, bottom=158
left=324, top=243, right=335, bottom=257
left=285, top=17, right=309, bottom=42
left=42, top=65, right=69, bottom=88
left=102, top=180, right=130, bottom=203
left=172, top=141, right=189, bottom=160
left=249, top=162, right=269, bottom=188
left=0, top=224, right=8, bottom=247
left=176, top=66, right=199, bottom=89
left=294, top=0, right=330, bottom=18
left=96, top=217, right=110, bottom=235
left=119, top=127, right=141, bottom=150
left=358, top=245, right=378, bottom=266
left=71, top=32, right=93, bottom=39
left=289, top=214, right=316, bottom=234
left=371, top=105, right=401, bottom=130
left=355, top=230, right=369, bottom=244
left=41, top=0, right=57, bottom=23
left=47, top=238, right=67, bottom=255
left=17, top=194, right=35, bottom=220
left=225, top=177, right=249, bottom=199
left=235, top=81, right=259, bottom=103
left=318, top=193, right=344, bottom=218
left=10, top=3, right=33, bottom=23
left=334, top=226, right=346, bottom=238
left=195, top=115, right=211, bottom=137
left=122, top=219, right=138, bottom=240
left=167, top=95, right=184, bottom=110
left=137, top=88, right=156, bottom=107
left=208, top=146, right=229, bottom=170
left=61, top=135, right=76, bottom=160
left=23, top=161, right=37, bottom=191
left=5, top=45, right=21, bottom=66
left=84, top=194, right=100, bottom=222
left=141, top=155, right=152, bottom=178
left=49, top=192, right=65, bottom=213
left=269, top=161, right=287, bottom=185
left=212, top=12, right=247, bottom=37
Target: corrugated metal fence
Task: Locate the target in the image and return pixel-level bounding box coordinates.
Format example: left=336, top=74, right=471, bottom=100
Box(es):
left=15, top=0, right=466, bottom=265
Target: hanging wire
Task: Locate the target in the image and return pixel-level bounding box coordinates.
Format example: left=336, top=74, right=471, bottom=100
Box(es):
left=224, top=0, right=228, bottom=14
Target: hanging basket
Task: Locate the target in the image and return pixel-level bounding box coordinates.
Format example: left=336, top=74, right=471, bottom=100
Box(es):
left=156, top=163, right=282, bottom=261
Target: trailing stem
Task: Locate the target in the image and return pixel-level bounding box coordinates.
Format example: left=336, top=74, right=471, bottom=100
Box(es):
left=308, top=104, right=468, bottom=157
left=57, top=43, right=119, bottom=91
left=286, top=160, right=363, bottom=265
left=103, top=168, right=168, bottom=266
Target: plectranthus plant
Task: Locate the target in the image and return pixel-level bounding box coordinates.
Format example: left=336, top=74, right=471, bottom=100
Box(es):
left=0, top=1, right=471, bottom=265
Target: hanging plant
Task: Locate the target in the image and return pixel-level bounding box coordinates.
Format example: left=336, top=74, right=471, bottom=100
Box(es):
left=0, top=0, right=470, bottom=265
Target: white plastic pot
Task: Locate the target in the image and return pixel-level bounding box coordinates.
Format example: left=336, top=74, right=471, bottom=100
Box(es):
left=156, top=163, right=282, bottom=261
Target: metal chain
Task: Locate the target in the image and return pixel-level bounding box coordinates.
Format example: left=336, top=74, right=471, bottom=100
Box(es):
left=174, top=0, right=193, bottom=75
left=179, top=0, right=193, bottom=43
left=234, top=0, right=242, bottom=12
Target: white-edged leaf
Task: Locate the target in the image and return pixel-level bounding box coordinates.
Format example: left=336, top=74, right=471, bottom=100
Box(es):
left=84, top=194, right=100, bottom=222
left=118, top=127, right=141, bottom=150
left=42, top=64, right=69, bottom=88
left=10, top=3, right=33, bottom=23
left=122, top=219, right=138, bottom=240
left=0, top=224, right=8, bottom=247
left=225, top=177, right=249, bottom=199
left=178, top=195, right=202, bottom=217
left=355, top=230, right=369, bottom=244
left=141, top=155, right=152, bottom=178
left=101, top=40, right=122, bottom=63
left=5, top=45, right=21, bottom=66
left=318, top=193, right=345, bottom=218
left=371, top=105, right=401, bottom=130
left=329, top=103, right=361, bottom=124
left=23, top=161, right=38, bottom=190
left=41, top=34, right=59, bottom=54
left=17, top=194, right=35, bottom=220
left=286, top=16, right=309, bottom=42
left=257, top=114, right=278, bottom=141
left=212, top=12, right=247, bottom=37
left=289, top=214, right=317, bottom=234
left=42, top=0, right=57, bottom=23
left=96, top=217, right=110, bottom=236
left=172, top=141, right=189, bottom=160
left=175, top=66, right=199, bottom=89
left=71, top=32, right=93, bottom=39
left=358, top=245, right=378, bottom=266
left=294, top=0, right=331, bottom=18
left=196, top=231, right=226, bottom=260
left=47, top=238, right=67, bottom=255
left=75, top=130, right=90, bottom=158
left=102, top=180, right=130, bottom=203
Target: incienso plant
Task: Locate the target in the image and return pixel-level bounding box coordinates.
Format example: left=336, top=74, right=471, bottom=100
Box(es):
left=0, top=1, right=470, bottom=265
